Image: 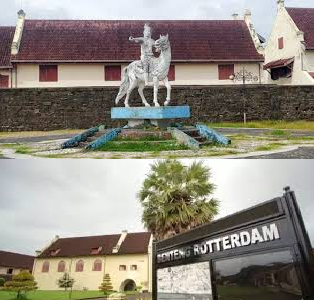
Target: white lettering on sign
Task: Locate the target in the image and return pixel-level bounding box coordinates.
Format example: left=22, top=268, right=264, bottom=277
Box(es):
left=157, top=223, right=280, bottom=264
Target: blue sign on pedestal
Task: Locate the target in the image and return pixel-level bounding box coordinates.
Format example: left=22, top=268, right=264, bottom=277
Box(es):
left=111, top=106, right=191, bottom=120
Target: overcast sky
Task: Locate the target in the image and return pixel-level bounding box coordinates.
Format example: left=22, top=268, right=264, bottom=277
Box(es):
left=0, top=160, right=313, bottom=256
left=0, top=0, right=314, bottom=37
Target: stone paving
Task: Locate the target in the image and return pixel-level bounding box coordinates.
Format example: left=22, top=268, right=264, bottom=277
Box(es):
left=246, top=146, right=314, bottom=159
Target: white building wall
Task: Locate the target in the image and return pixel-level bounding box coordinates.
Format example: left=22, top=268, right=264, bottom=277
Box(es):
left=264, top=6, right=314, bottom=85
left=15, top=62, right=263, bottom=88
left=304, top=50, right=314, bottom=71
left=33, top=253, right=150, bottom=292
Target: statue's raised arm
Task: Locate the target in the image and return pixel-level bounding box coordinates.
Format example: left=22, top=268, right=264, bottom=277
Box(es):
left=129, top=36, right=144, bottom=43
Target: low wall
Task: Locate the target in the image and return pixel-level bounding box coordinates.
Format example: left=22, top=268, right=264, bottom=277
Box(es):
left=0, top=85, right=314, bottom=131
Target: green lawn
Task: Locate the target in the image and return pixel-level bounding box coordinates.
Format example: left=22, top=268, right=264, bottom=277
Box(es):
left=0, top=290, right=105, bottom=300
left=208, top=120, right=314, bottom=130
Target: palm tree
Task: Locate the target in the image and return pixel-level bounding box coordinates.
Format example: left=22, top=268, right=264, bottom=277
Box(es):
left=137, top=160, right=219, bottom=240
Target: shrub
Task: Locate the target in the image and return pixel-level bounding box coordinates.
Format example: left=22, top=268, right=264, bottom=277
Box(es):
left=99, top=274, right=113, bottom=295
left=3, top=271, right=37, bottom=299
left=0, top=277, right=5, bottom=287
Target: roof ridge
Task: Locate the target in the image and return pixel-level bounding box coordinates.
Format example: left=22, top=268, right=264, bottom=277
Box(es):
left=24, top=19, right=243, bottom=22
left=286, top=7, right=314, bottom=10
left=0, top=250, right=35, bottom=258
left=57, top=231, right=149, bottom=240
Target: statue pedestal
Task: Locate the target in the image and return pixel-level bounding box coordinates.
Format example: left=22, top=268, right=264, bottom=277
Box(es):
left=111, top=106, right=190, bottom=128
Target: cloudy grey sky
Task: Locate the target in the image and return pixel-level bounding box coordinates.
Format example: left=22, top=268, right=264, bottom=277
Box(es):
left=0, top=0, right=314, bottom=37
left=0, top=160, right=313, bottom=256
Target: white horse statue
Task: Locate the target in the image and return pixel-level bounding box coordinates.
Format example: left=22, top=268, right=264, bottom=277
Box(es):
left=115, top=34, right=172, bottom=108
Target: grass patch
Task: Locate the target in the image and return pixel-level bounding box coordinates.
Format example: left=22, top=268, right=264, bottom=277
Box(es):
left=0, top=129, right=83, bottom=138
left=254, top=143, right=284, bottom=152
left=208, top=120, right=314, bottom=130
left=268, top=129, right=289, bottom=137
left=116, top=135, right=170, bottom=142
left=0, top=290, right=104, bottom=300
left=15, top=146, right=32, bottom=154
left=95, top=141, right=189, bottom=152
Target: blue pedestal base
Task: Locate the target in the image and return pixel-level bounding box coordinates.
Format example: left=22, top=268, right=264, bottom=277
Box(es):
left=111, top=106, right=191, bottom=128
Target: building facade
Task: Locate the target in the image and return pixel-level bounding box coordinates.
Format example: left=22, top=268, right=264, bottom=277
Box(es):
left=0, top=250, right=34, bottom=281
left=264, top=0, right=314, bottom=85
left=0, top=10, right=264, bottom=88
left=33, top=231, right=153, bottom=292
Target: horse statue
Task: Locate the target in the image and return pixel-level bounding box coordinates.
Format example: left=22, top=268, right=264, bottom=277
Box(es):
left=115, top=33, right=172, bottom=108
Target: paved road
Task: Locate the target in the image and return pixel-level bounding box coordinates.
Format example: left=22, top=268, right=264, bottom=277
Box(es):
left=0, top=134, right=75, bottom=144
left=215, top=127, right=314, bottom=137
left=246, top=147, right=314, bottom=159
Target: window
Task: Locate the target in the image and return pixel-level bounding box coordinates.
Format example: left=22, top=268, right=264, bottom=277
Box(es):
left=213, top=250, right=302, bottom=300
left=130, top=265, right=137, bottom=271
left=42, top=261, right=50, bottom=273
left=119, top=265, right=127, bottom=271
left=218, top=64, right=234, bottom=80
left=57, top=261, right=66, bottom=272
left=271, top=66, right=292, bottom=80
left=75, top=260, right=84, bottom=272
left=93, top=259, right=102, bottom=271
left=0, top=75, right=9, bottom=88
left=105, top=65, right=121, bottom=81
left=6, top=268, right=13, bottom=275
left=168, top=65, right=175, bottom=81
left=50, top=249, right=60, bottom=256
left=278, top=37, right=284, bottom=49
left=39, top=65, right=58, bottom=82
left=91, top=247, right=102, bottom=255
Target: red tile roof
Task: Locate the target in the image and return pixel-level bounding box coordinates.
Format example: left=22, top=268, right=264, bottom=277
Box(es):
left=118, top=232, right=151, bottom=254
left=286, top=7, right=314, bottom=50
left=264, top=57, right=294, bottom=69
left=0, top=250, right=34, bottom=271
left=38, top=232, right=151, bottom=258
left=0, top=27, right=14, bottom=68
left=11, top=20, right=263, bottom=63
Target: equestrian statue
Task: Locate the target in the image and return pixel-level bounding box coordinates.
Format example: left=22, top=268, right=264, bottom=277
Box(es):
left=115, top=24, right=172, bottom=108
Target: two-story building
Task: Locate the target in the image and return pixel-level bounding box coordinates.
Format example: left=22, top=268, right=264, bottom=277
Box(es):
left=264, top=0, right=314, bottom=85
left=33, top=231, right=152, bottom=292
left=0, top=9, right=264, bottom=88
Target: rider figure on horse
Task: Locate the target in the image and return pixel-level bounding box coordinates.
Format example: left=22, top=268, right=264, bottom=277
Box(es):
left=129, top=23, right=155, bottom=86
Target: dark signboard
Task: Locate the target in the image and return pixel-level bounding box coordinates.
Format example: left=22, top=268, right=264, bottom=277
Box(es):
left=153, top=188, right=314, bottom=300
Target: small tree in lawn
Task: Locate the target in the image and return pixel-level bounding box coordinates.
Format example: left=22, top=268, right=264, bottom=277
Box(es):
left=3, top=271, right=37, bottom=299
left=57, top=273, right=74, bottom=291
left=99, top=274, right=113, bottom=295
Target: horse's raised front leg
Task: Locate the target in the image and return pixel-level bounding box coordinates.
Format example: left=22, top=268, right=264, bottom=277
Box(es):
left=153, top=77, right=160, bottom=107
left=124, top=80, right=138, bottom=107
left=138, top=83, right=150, bottom=107
left=163, top=77, right=171, bottom=106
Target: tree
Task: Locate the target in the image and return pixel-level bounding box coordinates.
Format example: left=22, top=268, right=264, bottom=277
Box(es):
left=57, top=273, right=74, bottom=291
left=0, top=277, right=5, bottom=287
left=138, top=160, right=219, bottom=240
left=99, top=274, right=113, bottom=295
left=3, top=271, right=37, bottom=299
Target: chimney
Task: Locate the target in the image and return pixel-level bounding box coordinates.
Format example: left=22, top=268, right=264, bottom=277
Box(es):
left=11, top=9, right=26, bottom=55
left=244, top=9, right=252, bottom=23
left=277, top=0, right=285, bottom=10
left=112, top=230, right=128, bottom=254
left=232, top=13, right=239, bottom=20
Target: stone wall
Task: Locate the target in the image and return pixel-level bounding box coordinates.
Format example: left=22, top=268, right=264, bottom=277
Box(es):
left=0, top=85, right=314, bottom=131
